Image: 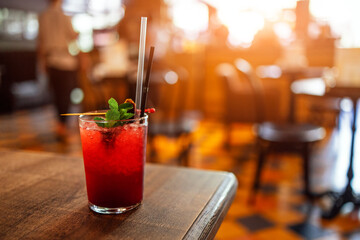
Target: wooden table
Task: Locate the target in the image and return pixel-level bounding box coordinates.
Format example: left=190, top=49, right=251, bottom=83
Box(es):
left=291, top=78, right=360, bottom=219
left=281, top=66, right=324, bottom=122
left=0, top=149, right=237, bottom=240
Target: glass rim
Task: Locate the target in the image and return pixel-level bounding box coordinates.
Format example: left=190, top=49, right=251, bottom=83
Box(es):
left=79, top=111, right=148, bottom=123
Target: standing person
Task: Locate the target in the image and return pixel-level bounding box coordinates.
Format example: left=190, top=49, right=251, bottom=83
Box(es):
left=37, top=0, right=79, bottom=139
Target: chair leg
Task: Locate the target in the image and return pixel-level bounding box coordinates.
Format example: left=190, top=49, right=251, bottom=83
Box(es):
left=250, top=142, right=268, bottom=203
left=180, top=142, right=191, bottom=166
left=177, top=133, right=193, bottom=166
left=301, top=143, right=312, bottom=198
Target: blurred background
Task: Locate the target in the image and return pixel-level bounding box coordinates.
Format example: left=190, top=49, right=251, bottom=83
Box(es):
left=1, top=0, right=359, bottom=116
left=0, top=0, right=360, bottom=239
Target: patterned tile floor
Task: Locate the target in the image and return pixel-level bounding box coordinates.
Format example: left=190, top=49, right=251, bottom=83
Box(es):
left=1, top=104, right=360, bottom=239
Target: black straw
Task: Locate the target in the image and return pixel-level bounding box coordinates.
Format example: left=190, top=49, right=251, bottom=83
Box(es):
left=140, top=46, right=155, bottom=117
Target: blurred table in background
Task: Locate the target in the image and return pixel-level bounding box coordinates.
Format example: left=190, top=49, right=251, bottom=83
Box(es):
left=280, top=66, right=325, bottom=122
left=291, top=77, right=360, bottom=219
left=255, top=64, right=325, bottom=123
left=0, top=148, right=237, bottom=239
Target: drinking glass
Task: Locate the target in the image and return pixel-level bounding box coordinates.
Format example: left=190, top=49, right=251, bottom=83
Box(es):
left=79, top=112, right=148, bottom=214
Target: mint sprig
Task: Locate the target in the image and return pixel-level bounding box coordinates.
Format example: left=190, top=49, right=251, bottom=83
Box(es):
left=94, top=98, right=134, bottom=128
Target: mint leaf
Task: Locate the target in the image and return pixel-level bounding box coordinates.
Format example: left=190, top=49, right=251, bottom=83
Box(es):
left=105, top=109, right=119, bottom=128
left=118, top=108, right=125, bottom=119
left=118, top=102, right=133, bottom=110
left=122, top=113, right=134, bottom=120
left=106, top=109, right=120, bottom=120
left=94, top=98, right=135, bottom=128
left=94, top=117, right=106, bottom=128
left=94, top=117, right=105, bottom=121
left=108, top=98, right=118, bottom=110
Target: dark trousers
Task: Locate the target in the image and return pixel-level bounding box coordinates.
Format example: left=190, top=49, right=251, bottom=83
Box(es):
left=47, top=67, right=78, bottom=123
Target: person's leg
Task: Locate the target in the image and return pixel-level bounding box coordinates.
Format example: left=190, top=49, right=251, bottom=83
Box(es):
left=47, top=67, right=78, bottom=137
left=57, top=69, right=78, bottom=120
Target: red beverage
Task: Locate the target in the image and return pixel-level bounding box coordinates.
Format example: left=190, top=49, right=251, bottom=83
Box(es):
left=79, top=114, right=147, bottom=214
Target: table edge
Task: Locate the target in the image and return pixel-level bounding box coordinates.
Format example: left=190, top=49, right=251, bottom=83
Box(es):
left=183, top=172, right=238, bottom=240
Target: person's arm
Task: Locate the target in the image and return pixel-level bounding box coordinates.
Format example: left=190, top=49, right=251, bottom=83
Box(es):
left=65, top=15, right=78, bottom=41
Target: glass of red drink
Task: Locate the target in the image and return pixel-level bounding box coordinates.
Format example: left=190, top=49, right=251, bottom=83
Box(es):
left=79, top=112, right=148, bottom=214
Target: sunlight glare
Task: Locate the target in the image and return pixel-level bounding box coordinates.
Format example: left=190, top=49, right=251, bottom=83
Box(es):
left=171, top=0, right=209, bottom=39
left=88, top=0, right=121, bottom=14
left=273, top=22, right=293, bottom=43
left=218, top=9, right=264, bottom=47
left=72, top=14, right=92, bottom=33
left=310, top=0, right=360, bottom=47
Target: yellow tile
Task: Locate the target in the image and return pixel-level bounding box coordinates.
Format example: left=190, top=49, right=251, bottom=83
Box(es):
left=252, top=226, right=303, bottom=240
left=226, top=201, right=254, bottom=218
left=215, top=220, right=248, bottom=239
left=264, top=207, right=305, bottom=225
left=252, top=195, right=279, bottom=212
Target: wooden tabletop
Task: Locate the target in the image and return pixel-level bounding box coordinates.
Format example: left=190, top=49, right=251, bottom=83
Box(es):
left=0, top=149, right=237, bottom=240
left=291, top=77, right=360, bottom=100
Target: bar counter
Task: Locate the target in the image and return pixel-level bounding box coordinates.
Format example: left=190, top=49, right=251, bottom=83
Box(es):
left=0, top=149, right=237, bottom=239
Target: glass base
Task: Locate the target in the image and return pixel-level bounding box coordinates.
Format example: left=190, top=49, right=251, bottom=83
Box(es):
left=88, top=201, right=141, bottom=214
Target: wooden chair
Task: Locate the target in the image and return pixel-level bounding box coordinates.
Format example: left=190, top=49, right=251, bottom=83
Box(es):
left=146, top=66, right=200, bottom=166
left=233, top=58, right=326, bottom=200
left=215, top=63, right=256, bottom=148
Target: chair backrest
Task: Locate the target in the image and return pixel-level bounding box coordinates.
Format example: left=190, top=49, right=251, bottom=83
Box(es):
left=147, top=66, right=189, bottom=122
left=216, top=62, right=261, bottom=123
left=234, top=58, right=267, bottom=123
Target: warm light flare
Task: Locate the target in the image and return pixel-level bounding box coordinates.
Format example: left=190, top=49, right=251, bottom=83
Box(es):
left=273, top=22, right=293, bottom=43
left=164, top=71, right=178, bottom=85
left=204, top=0, right=297, bottom=47
left=310, top=0, right=360, bottom=47
left=171, top=0, right=209, bottom=39
left=218, top=10, right=264, bottom=47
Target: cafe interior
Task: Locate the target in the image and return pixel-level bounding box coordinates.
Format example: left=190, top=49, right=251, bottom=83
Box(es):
left=1, top=0, right=360, bottom=239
